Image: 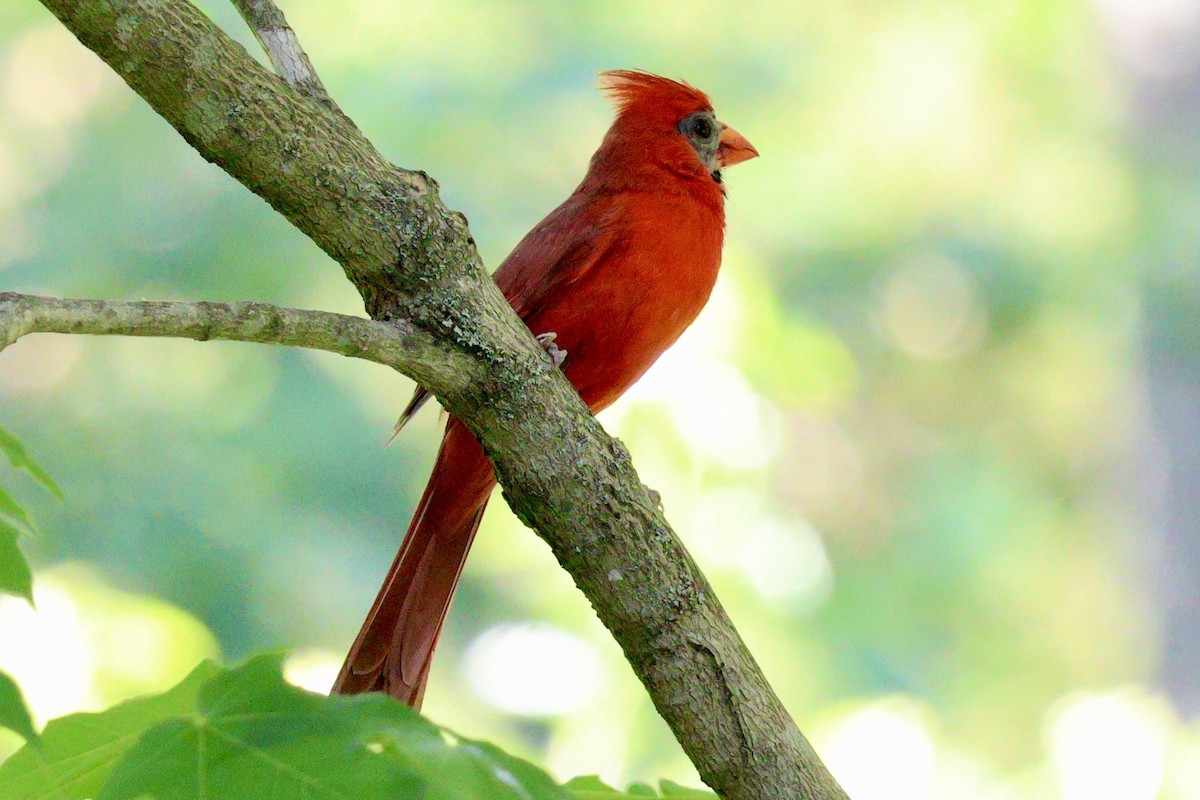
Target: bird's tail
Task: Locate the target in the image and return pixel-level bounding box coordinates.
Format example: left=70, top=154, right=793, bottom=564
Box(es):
left=332, top=420, right=495, bottom=708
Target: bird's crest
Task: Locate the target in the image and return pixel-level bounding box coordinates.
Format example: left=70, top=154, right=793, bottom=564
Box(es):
left=598, top=70, right=712, bottom=118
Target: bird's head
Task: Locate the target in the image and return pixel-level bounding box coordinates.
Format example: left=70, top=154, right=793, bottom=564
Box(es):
left=597, top=70, right=758, bottom=186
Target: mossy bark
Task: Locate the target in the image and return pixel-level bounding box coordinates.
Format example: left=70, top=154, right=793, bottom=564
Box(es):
left=33, top=1, right=849, bottom=797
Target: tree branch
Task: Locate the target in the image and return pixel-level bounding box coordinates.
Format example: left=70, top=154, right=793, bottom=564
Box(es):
left=230, top=0, right=333, bottom=108
left=0, top=292, right=477, bottom=390
left=34, top=1, right=849, bottom=797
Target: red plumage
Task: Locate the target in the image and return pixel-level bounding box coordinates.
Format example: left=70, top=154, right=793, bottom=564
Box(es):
left=333, top=71, right=757, bottom=707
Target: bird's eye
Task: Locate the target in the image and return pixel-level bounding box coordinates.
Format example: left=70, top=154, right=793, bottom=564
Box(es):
left=691, top=117, right=713, bottom=139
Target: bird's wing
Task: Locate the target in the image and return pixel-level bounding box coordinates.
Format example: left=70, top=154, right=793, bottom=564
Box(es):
left=390, top=196, right=622, bottom=439
left=495, top=194, right=625, bottom=323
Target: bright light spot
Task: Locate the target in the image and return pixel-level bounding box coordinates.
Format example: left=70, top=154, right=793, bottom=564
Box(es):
left=1097, top=0, right=1200, bottom=24
left=0, top=334, right=82, bottom=394
left=1093, top=0, right=1200, bottom=76
left=618, top=348, right=781, bottom=471
left=103, top=615, right=188, bottom=685
left=0, top=582, right=97, bottom=723
left=675, top=363, right=779, bottom=469
left=283, top=649, right=343, bottom=695
left=739, top=518, right=833, bottom=606
left=463, top=622, right=601, bottom=716
left=83, top=579, right=219, bottom=701
left=0, top=566, right=218, bottom=724
left=1168, top=730, right=1200, bottom=800
left=819, top=698, right=937, bottom=800
left=1047, top=689, right=1171, bottom=800
left=867, top=25, right=978, bottom=145
left=607, top=275, right=780, bottom=470
left=3, top=23, right=112, bottom=131
left=543, top=708, right=632, bottom=788
left=685, top=490, right=834, bottom=612
left=879, top=253, right=987, bottom=360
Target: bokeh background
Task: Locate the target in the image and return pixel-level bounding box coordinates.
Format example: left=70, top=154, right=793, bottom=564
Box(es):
left=2, top=0, right=1200, bottom=797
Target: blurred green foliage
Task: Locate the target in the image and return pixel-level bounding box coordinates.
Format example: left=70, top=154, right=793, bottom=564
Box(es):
left=0, top=420, right=58, bottom=604
left=1, top=0, right=1198, bottom=798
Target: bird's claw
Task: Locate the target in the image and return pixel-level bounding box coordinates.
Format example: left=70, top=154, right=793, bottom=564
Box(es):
left=536, top=332, right=567, bottom=369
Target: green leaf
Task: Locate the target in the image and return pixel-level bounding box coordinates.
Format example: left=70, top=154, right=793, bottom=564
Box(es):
left=564, top=776, right=717, bottom=800
left=0, top=426, right=62, bottom=500
left=99, top=655, right=421, bottom=800
left=2, top=654, right=577, bottom=800
left=100, top=654, right=572, bottom=800
left=0, top=660, right=221, bottom=800
left=565, top=776, right=623, bottom=793
left=657, top=780, right=717, bottom=798
left=0, top=519, right=32, bottom=603
left=0, top=486, right=34, bottom=534
left=403, top=726, right=569, bottom=800
left=0, top=670, right=37, bottom=744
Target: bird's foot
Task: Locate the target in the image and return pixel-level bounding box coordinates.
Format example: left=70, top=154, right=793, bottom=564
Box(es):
left=536, top=332, right=567, bottom=369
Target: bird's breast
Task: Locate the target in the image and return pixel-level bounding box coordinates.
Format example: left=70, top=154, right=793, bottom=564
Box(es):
left=531, top=196, right=724, bottom=412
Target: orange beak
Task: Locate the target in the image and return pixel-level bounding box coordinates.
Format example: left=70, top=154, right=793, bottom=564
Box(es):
left=716, top=124, right=758, bottom=168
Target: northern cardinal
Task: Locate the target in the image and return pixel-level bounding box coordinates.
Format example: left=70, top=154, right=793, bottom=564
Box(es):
left=333, top=71, right=758, bottom=707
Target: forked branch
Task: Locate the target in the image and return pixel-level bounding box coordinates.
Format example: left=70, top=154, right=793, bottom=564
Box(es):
left=230, top=0, right=333, bottom=108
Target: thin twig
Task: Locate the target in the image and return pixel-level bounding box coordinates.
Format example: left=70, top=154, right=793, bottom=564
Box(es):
left=230, top=0, right=333, bottom=107
left=0, top=292, right=475, bottom=391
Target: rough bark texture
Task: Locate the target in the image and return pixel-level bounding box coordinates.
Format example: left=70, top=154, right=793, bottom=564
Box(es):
left=29, top=1, right=849, bottom=797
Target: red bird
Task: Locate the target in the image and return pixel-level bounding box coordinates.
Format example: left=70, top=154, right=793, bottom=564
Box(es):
left=333, top=71, right=758, bottom=707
